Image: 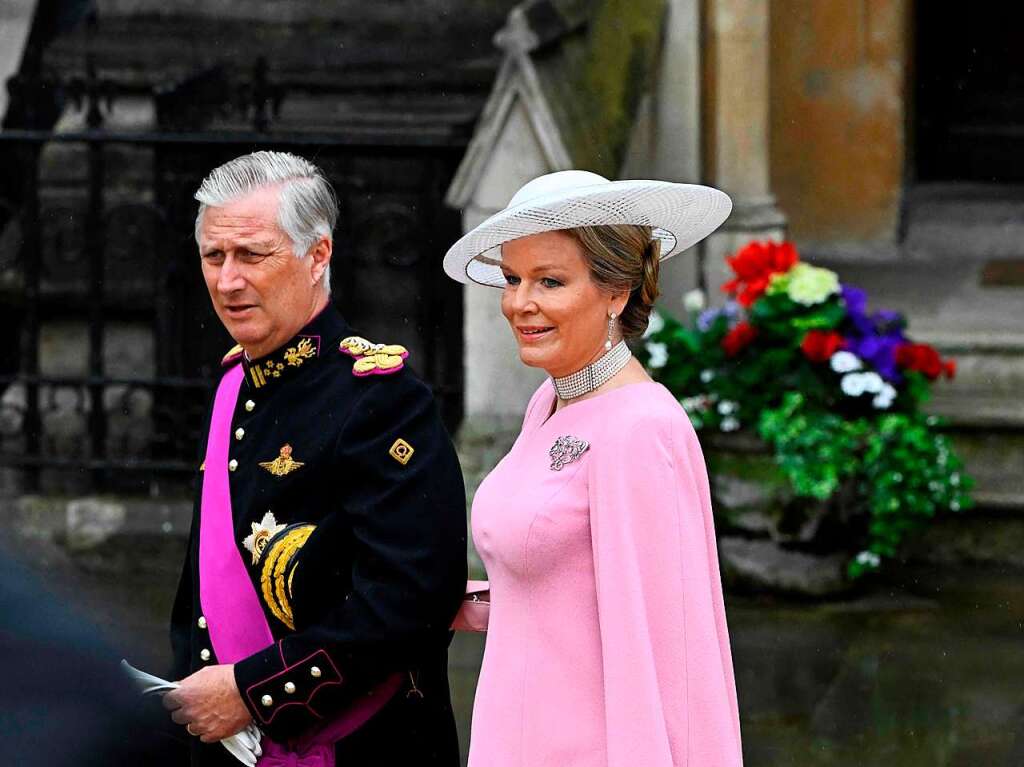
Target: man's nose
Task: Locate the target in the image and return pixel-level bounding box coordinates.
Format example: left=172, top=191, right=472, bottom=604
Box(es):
left=216, top=255, right=246, bottom=294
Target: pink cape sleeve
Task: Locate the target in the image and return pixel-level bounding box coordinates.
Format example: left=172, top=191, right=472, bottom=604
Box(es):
left=587, top=414, right=743, bottom=767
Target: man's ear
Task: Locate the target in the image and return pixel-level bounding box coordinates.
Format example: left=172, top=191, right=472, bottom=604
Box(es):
left=309, top=236, right=332, bottom=285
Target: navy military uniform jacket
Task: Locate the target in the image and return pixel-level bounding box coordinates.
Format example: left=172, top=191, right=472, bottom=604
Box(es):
left=170, top=306, right=468, bottom=766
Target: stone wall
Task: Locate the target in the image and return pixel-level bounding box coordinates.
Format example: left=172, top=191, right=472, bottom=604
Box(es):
left=769, top=0, right=909, bottom=247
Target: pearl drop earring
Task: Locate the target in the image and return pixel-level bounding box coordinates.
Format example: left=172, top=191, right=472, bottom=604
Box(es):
left=605, top=312, right=617, bottom=351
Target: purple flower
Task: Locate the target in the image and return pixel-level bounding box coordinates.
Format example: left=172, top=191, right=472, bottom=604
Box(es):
left=840, top=284, right=906, bottom=383
left=845, top=334, right=903, bottom=382
left=697, top=301, right=740, bottom=333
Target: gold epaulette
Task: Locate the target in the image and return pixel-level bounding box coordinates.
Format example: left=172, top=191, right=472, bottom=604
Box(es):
left=339, top=336, right=409, bottom=377
left=221, top=344, right=244, bottom=366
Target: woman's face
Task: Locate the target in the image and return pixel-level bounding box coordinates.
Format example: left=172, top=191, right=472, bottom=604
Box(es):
left=499, top=230, right=624, bottom=378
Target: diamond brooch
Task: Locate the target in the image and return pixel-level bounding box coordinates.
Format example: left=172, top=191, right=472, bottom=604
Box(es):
left=549, top=435, right=590, bottom=471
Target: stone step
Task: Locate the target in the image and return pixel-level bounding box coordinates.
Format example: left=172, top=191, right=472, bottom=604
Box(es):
left=903, top=184, right=1024, bottom=262
left=915, top=331, right=1024, bottom=397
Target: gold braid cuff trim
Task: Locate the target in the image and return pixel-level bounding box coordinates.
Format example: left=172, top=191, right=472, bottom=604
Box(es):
left=259, top=525, right=315, bottom=630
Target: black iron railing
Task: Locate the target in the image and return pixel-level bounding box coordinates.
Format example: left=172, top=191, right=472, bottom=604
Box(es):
left=1, top=58, right=467, bottom=494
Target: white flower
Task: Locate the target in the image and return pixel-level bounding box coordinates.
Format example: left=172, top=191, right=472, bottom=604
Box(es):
left=861, top=372, right=884, bottom=394
left=683, top=289, right=706, bottom=313
left=681, top=395, right=712, bottom=413
left=720, top=416, right=740, bottom=432
left=700, top=369, right=715, bottom=383
left=872, top=383, right=897, bottom=410
left=840, top=372, right=868, bottom=397
left=830, top=351, right=863, bottom=374
left=717, top=400, right=737, bottom=415
left=645, top=341, right=668, bottom=369
left=643, top=310, right=665, bottom=338
left=855, top=550, right=881, bottom=568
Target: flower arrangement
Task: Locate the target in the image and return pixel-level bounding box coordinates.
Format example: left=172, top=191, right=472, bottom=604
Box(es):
left=641, top=240, right=972, bottom=579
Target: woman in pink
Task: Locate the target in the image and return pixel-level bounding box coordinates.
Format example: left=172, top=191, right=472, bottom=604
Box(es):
left=443, top=170, right=743, bottom=766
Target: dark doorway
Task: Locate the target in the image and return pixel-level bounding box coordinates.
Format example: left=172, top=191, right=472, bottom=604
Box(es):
left=915, top=5, right=1024, bottom=183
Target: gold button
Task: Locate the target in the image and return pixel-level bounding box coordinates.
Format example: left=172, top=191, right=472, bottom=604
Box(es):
left=284, top=681, right=296, bottom=694
left=245, top=400, right=255, bottom=412
left=200, top=648, right=211, bottom=661
left=310, top=666, right=322, bottom=678
left=229, top=459, right=238, bottom=472
left=235, top=428, right=245, bottom=440
left=261, top=695, right=273, bottom=707
left=197, top=616, right=207, bottom=629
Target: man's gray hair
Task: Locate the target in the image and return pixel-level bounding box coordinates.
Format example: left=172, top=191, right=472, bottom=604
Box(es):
left=194, top=151, right=338, bottom=291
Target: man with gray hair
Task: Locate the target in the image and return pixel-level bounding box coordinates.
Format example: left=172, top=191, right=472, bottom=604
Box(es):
left=162, top=151, right=468, bottom=766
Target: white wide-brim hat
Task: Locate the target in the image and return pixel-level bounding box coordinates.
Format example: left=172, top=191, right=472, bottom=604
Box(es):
left=443, top=170, right=732, bottom=287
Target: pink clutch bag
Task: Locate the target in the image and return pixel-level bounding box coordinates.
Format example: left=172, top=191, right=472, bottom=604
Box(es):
left=451, top=580, right=489, bottom=632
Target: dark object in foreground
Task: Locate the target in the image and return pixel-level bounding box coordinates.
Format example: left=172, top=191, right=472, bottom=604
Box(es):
left=0, top=549, right=186, bottom=766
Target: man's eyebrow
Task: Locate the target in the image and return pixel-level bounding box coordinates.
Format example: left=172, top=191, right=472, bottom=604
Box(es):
left=244, top=239, right=278, bottom=251
left=199, top=238, right=278, bottom=253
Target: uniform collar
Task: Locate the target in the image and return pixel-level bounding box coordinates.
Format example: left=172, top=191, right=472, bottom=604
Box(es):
left=242, top=305, right=349, bottom=391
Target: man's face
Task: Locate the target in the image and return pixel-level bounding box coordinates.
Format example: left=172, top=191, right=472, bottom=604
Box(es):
left=198, top=185, right=329, bottom=358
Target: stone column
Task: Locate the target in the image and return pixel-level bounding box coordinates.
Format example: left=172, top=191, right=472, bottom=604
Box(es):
left=642, top=0, right=706, bottom=317
left=703, top=0, right=786, bottom=303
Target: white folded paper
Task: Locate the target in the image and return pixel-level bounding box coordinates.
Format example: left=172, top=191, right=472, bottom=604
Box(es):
left=120, top=660, right=263, bottom=767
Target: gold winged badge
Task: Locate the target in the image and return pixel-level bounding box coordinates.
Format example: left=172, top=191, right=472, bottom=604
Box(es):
left=258, top=444, right=305, bottom=477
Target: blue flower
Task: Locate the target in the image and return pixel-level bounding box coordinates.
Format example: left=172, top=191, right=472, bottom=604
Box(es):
left=697, top=301, right=740, bottom=333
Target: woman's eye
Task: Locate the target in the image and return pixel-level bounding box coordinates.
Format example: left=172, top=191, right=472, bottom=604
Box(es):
left=540, top=277, right=562, bottom=288
left=502, top=273, right=520, bottom=286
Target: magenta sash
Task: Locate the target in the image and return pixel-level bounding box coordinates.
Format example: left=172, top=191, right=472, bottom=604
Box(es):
left=199, top=364, right=401, bottom=767
left=199, top=363, right=274, bottom=662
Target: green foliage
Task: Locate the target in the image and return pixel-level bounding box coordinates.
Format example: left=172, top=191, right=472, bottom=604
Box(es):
left=758, top=392, right=866, bottom=501
left=851, top=414, right=974, bottom=578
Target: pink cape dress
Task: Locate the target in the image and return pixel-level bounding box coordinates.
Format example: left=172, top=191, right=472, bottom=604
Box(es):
left=468, top=380, right=743, bottom=767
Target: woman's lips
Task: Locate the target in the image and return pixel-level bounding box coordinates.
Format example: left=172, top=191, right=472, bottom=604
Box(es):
left=516, top=325, right=554, bottom=343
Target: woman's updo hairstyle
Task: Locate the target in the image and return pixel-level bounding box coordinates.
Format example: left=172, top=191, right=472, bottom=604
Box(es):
left=565, top=224, right=661, bottom=339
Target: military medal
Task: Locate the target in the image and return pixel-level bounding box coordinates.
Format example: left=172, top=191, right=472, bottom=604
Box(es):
left=243, top=511, right=287, bottom=565
left=549, top=435, right=589, bottom=471
left=258, top=444, right=305, bottom=477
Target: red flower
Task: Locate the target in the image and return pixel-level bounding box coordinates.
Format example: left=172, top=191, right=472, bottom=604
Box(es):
left=801, top=330, right=845, bottom=362
left=895, top=343, right=955, bottom=381
left=722, top=321, right=758, bottom=357
left=721, top=240, right=800, bottom=307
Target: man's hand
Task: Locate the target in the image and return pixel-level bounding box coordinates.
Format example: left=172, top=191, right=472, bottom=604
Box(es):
left=163, top=664, right=252, bottom=744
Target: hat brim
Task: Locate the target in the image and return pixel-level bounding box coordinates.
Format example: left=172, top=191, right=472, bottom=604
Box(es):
left=443, top=180, right=732, bottom=287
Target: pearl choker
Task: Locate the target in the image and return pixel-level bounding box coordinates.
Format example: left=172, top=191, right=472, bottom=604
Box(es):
left=551, top=341, right=632, bottom=401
